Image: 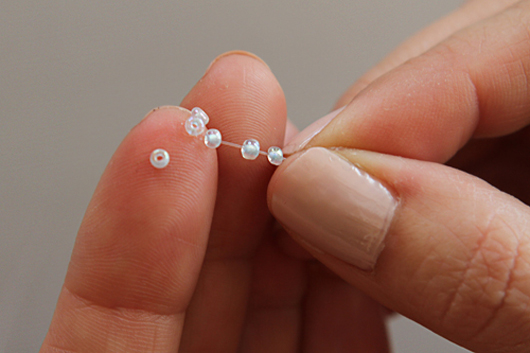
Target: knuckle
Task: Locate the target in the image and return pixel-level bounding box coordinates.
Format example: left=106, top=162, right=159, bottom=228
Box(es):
left=440, top=209, right=530, bottom=345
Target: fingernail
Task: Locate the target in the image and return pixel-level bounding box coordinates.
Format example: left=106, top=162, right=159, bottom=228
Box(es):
left=269, top=147, right=397, bottom=270
left=283, top=107, right=344, bottom=155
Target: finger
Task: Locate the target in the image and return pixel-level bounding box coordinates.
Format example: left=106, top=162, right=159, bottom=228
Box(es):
left=276, top=225, right=314, bottom=260
left=40, top=107, right=217, bottom=352
left=304, top=263, right=389, bottom=353
left=269, top=147, right=530, bottom=352
left=284, top=118, right=299, bottom=145
left=335, top=0, right=519, bottom=108
left=239, top=236, right=307, bottom=353
left=238, top=118, right=308, bottom=353
left=287, top=1, right=530, bottom=162
left=279, top=120, right=313, bottom=260
left=447, top=127, right=530, bottom=205
left=178, top=52, right=294, bottom=352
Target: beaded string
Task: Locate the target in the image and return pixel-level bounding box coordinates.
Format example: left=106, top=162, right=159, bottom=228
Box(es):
left=149, top=107, right=285, bottom=169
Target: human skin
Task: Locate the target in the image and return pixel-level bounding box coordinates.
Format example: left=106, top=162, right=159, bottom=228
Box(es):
left=41, top=0, right=530, bottom=352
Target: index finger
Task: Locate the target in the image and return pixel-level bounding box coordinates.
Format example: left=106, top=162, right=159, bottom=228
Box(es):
left=335, top=0, right=519, bottom=107
left=296, top=1, right=530, bottom=162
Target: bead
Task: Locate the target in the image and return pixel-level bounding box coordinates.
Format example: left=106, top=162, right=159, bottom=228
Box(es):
left=204, top=128, right=222, bottom=149
left=185, top=115, right=206, bottom=136
left=241, top=139, right=260, bottom=160
left=267, top=146, right=284, bottom=166
left=191, top=107, right=209, bottom=125
left=150, top=149, right=170, bottom=169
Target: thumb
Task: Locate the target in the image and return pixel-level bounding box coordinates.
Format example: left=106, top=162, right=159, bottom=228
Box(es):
left=268, top=147, right=530, bottom=353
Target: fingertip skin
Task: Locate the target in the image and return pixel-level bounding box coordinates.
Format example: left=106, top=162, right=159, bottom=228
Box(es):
left=42, top=106, right=220, bottom=352
left=182, top=53, right=286, bottom=155
left=203, top=50, right=271, bottom=78
left=66, top=105, right=218, bottom=314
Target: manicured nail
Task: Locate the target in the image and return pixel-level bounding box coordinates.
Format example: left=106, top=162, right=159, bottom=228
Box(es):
left=282, top=107, right=344, bottom=155
left=269, top=147, right=397, bottom=270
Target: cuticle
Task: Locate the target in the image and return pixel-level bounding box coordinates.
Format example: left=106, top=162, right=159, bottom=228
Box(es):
left=328, top=147, right=401, bottom=205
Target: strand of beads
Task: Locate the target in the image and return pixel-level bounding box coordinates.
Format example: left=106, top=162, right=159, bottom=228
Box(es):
left=185, top=107, right=285, bottom=166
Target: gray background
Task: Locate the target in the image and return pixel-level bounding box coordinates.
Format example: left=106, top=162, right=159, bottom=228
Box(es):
left=0, top=1, right=469, bottom=352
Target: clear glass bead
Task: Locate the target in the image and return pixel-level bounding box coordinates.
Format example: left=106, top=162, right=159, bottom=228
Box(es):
left=191, top=107, right=209, bottom=125
left=150, top=149, right=170, bottom=169
left=204, top=128, right=222, bottom=149
left=185, top=115, right=206, bottom=136
left=267, top=146, right=284, bottom=166
left=241, top=139, right=260, bottom=160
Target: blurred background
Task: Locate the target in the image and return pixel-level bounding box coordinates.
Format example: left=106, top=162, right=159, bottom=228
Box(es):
left=1, top=1, right=469, bottom=351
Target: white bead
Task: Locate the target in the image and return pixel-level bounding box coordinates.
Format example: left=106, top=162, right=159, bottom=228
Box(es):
left=204, top=128, right=222, bottom=148
left=241, top=139, right=260, bottom=160
left=267, top=146, right=284, bottom=166
left=185, top=115, right=206, bottom=136
left=150, top=149, right=170, bottom=169
left=191, top=107, right=209, bottom=125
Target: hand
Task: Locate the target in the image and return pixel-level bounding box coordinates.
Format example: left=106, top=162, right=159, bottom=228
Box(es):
left=269, top=0, right=530, bottom=352
left=39, top=52, right=291, bottom=352
left=40, top=51, right=388, bottom=353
